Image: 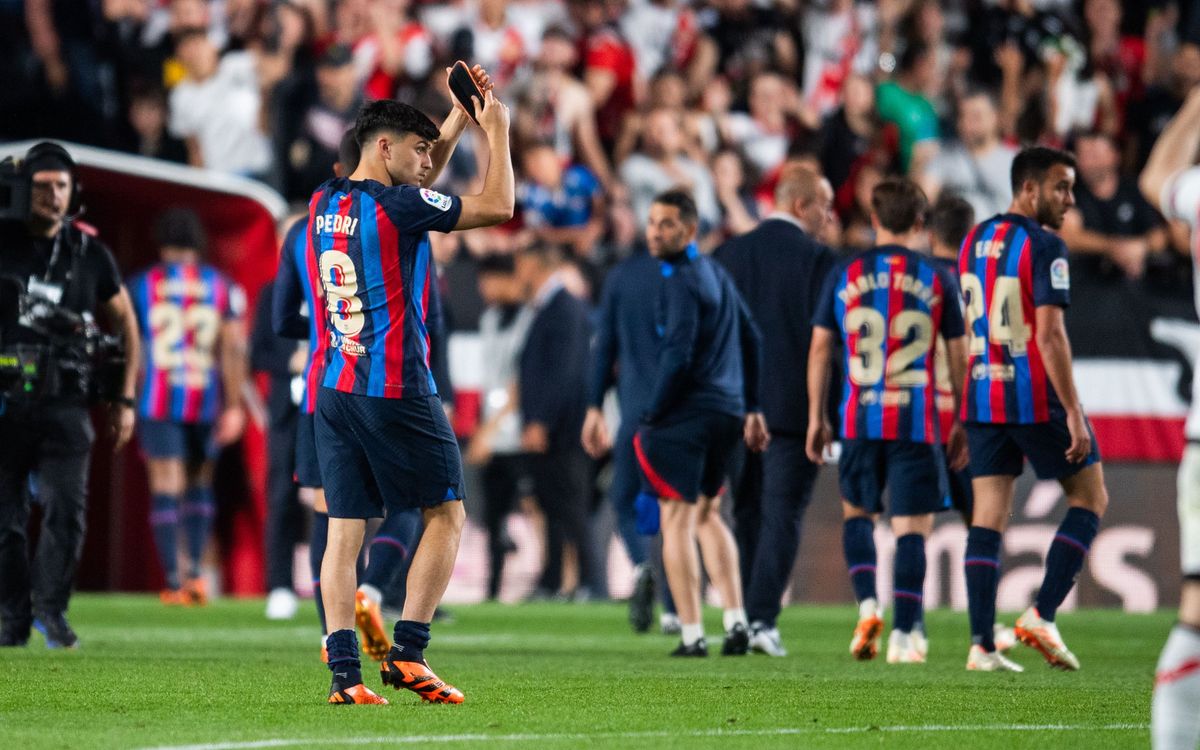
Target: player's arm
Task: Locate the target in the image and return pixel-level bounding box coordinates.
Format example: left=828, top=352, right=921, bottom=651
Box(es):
left=454, top=90, right=515, bottom=231
left=582, top=273, right=619, bottom=458
left=643, top=276, right=700, bottom=425
left=805, top=326, right=836, bottom=465
left=101, top=285, right=141, bottom=452
left=1036, top=305, right=1090, bottom=463
left=271, top=245, right=309, bottom=340
left=1140, top=86, right=1200, bottom=214
left=216, top=288, right=248, bottom=445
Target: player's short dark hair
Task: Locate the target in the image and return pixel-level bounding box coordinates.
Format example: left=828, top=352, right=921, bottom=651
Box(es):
left=651, top=189, right=698, bottom=225
left=337, top=128, right=361, bottom=172
left=928, top=194, right=975, bottom=251
left=156, top=207, right=207, bottom=254
left=871, top=178, right=928, bottom=234
left=1010, top=146, right=1076, bottom=194
left=476, top=253, right=516, bottom=276
left=354, top=100, right=439, bottom=149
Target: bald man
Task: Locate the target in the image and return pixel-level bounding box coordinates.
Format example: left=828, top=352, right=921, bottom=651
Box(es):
left=713, top=165, right=837, bottom=656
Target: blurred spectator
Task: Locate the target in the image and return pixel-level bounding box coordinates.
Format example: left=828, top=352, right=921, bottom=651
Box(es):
left=619, top=0, right=711, bottom=97
left=351, top=0, right=434, bottom=101
left=518, top=144, right=606, bottom=257
left=875, top=42, right=940, bottom=176
left=1082, top=0, right=1146, bottom=134
left=800, top=0, right=882, bottom=119
left=1061, top=131, right=1167, bottom=278
left=613, top=70, right=709, bottom=167
left=515, top=243, right=601, bottom=601
left=816, top=74, right=877, bottom=195
left=168, top=29, right=272, bottom=176
left=722, top=72, right=807, bottom=177
left=1131, top=43, right=1200, bottom=169
left=839, top=160, right=885, bottom=251
left=278, top=45, right=362, bottom=202
left=449, top=0, right=529, bottom=87
left=120, top=87, right=189, bottom=164
left=619, top=107, right=719, bottom=233
left=568, top=0, right=638, bottom=152
left=464, top=254, right=534, bottom=601
left=698, top=0, right=796, bottom=95
left=511, top=26, right=614, bottom=188
left=920, top=90, right=1017, bottom=221
left=707, top=148, right=759, bottom=249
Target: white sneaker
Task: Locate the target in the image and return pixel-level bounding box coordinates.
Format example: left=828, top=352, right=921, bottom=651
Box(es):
left=1014, top=606, right=1080, bottom=670
left=910, top=628, right=929, bottom=660
left=994, top=623, right=1017, bottom=653
left=966, top=644, right=1025, bottom=672
left=660, top=612, right=681, bottom=635
left=265, top=588, right=299, bottom=620
left=749, top=622, right=787, bottom=657
left=887, top=630, right=926, bottom=664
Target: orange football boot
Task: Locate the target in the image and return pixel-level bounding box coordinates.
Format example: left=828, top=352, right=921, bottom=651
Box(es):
left=328, top=683, right=388, bottom=705
left=381, top=657, right=465, bottom=704
left=185, top=577, right=208, bottom=606
left=355, top=591, right=391, bottom=661
left=849, top=613, right=884, bottom=661
left=159, top=589, right=190, bottom=606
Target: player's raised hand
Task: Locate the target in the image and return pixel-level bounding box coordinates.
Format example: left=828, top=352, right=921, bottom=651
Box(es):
left=744, top=412, right=770, bottom=453
left=1064, top=410, right=1091, bottom=463
left=806, top=418, right=832, bottom=465
left=446, top=63, right=495, bottom=115
left=474, top=88, right=510, bottom=137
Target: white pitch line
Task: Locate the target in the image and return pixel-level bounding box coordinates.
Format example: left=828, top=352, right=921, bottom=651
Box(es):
left=137, top=723, right=1150, bottom=750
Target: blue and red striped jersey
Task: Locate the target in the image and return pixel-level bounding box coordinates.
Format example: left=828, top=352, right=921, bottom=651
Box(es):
left=957, top=213, right=1070, bottom=424
left=930, top=255, right=961, bottom=443
left=308, top=177, right=461, bottom=399
left=129, top=261, right=245, bottom=423
left=814, top=245, right=964, bottom=443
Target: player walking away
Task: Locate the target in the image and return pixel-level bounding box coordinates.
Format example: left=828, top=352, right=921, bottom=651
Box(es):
left=128, top=208, right=246, bottom=606
left=956, top=147, right=1108, bottom=673
left=310, top=79, right=513, bottom=705
left=807, top=178, right=968, bottom=664
left=634, top=189, right=768, bottom=657
left=926, top=195, right=1018, bottom=656
left=275, top=129, right=422, bottom=664
left=1139, top=85, right=1200, bottom=750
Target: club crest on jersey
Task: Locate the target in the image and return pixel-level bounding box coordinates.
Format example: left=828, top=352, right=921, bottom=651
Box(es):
left=1050, top=257, right=1070, bottom=290
left=420, top=188, right=452, bottom=212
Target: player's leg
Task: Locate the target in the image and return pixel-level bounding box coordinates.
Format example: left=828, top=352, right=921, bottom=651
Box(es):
left=612, top=426, right=654, bottom=632
left=837, top=440, right=885, bottom=660
left=660, top=498, right=706, bottom=655
left=1014, top=422, right=1105, bottom=670
left=146, top=455, right=186, bottom=601
left=887, top=513, right=932, bottom=664
left=356, top=509, right=421, bottom=660
left=694, top=494, right=747, bottom=655
left=181, top=445, right=217, bottom=605
left=1153, top=442, right=1200, bottom=749
left=306, top=487, right=330, bottom=658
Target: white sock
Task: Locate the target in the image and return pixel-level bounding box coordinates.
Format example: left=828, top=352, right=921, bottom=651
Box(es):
left=681, top=623, right=705, bottom=646
left=357, top=583, right=382, bottom=605
left=859, top=597, right=879, bottom=620
left=1153, top=624, right=1200, bottom=750
left=723, top=608, right=748, bottom=632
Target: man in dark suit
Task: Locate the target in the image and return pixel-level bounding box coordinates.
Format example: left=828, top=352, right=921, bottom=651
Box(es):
left=713, top=164, right=837, bottom=656
left=516, top=243, right=602, bottom=600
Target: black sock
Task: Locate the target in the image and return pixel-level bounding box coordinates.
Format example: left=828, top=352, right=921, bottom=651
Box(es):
left=150, top=493, right=181, bottom=590
left=893, top=533, right=926, bottom=633
left=391, top=619, right=431, bottom=663
left=964, top=526, right=1002, bottom=651
left=842, top=518, right=877, bottom=603
left=310, top=512, right=328, bottom=633
left=1035, top=507, right=1100, bottom=622
left=326, top=628, right=363, bottom=687
left=364, top=510, right=420, bottom=591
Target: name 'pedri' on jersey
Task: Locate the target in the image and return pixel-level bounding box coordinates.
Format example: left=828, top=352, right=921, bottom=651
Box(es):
left=814, top=245, right=964, bottom=443
left=128, top=261, right=245, bottom=423
left=308, top=177, right=461, bottom=399
left=957, top=213, right=1070, bottom=424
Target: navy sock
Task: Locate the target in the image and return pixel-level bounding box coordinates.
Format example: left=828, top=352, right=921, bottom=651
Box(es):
left=182, top=485, right=215, bottom=578
left=392, top=619, right=431, bottom=662
left=311, top=512, right=328, bottom=633
left=150, top=493, right=181, bottom=590
left=893, top=533, right=926, bottom=633
left=842, top=518, right=877, bottom=603
left=1035, top=507, right=1100, bottom=622
left=964, top=526, right=1003, bottom=651
left=325, top=628, right=363, bottom=687
left=364, top=510, right=421, bottom=591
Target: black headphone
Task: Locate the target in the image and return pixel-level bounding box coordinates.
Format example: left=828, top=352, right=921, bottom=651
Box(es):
left=23, top=141, right=83, bottom=217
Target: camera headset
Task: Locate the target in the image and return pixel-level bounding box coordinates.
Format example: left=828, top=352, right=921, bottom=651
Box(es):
left=22, top=141, right=84, bottom=219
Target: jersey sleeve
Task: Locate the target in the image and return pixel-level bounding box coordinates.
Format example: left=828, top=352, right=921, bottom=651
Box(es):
left=812, top=266, right=840, bottom=330
left=377, top=185, right=464, bottom=234
left=1031, top=233, right=1070, bottom=308
left=1161, top=166, right=1200, bottom=228
left=934, top=265, right=965, bottom=339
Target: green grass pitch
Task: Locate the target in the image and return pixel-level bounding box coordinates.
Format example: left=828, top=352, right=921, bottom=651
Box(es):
left=0, top=596, right=1171, bottom=749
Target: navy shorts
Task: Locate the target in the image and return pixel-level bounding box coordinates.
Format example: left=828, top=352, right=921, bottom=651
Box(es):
left=138, top=419, right=217, bottom=463
left=838, top=439, right=950, bottom=517
left=966, top=418, right=1101, bottom=481
left=294, top=412, right=322, bottom=489
left=315, top=388, right=465, bottom=519
left=634, top=410, right=742, bottom=503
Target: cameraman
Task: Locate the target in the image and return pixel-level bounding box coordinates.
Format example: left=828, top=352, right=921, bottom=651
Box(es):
left=0, top=142, right=140, bottom=649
